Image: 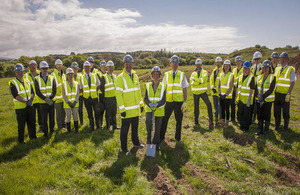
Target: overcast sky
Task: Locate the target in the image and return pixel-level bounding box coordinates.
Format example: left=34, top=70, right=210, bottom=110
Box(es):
left=1, top=0, right=300, bottom=58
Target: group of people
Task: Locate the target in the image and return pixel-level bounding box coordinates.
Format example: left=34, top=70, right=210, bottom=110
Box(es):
left=10, top=51, right=296, bottom=155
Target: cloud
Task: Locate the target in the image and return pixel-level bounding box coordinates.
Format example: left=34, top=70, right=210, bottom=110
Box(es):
left=0, top=0, right=244, bottom=58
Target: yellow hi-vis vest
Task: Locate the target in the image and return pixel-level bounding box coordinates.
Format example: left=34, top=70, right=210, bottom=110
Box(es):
left=52, top=69, right=65, bottom=103
left=145, top=82, right=165, bottom=117
left=237, top=74, right=255, bottom=105
left=24, top=70, right=41, bottom=104
left=104, top=73, right=117, bottom=98
left=275, top=65, right=293, bottom=94
left=164, top=71, right=184, bottom=102
left=219, top=72, right=234, bottom=99
left=81, top=73, right=98, bottom=99
left=63, top=81, right=79, bottom=109
left=115, top=69, right=144, bottom=119
left=232, top=67, right=243, bottom=87
left=256, top=74, right=275, bottom=102
left=35, top=75, right=54, bottom=104
left=74, top=73, right=83, bottom=96
left=210, top=67, right=222, bottom=96
left=251, top=63, right=261, bottom=77
left=190, top=69, right=208, bottom=95
left=9, top=78, right=31, bottom=109
left=97, top=71, right=106, bottom=94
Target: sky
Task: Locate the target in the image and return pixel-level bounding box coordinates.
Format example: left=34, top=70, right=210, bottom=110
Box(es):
left=0, top=0, right=300, bottom=58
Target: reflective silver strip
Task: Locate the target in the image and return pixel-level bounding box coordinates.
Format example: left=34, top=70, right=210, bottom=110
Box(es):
left=124, top=87, right=140, bottom=93
left=105, top=87, right=114, bottom=91
left=192, top=87, right=207, bottom=91
left=160, top=83, right=165, bottom=100
left=277, top=83, right=290, bottom=87
left=240, top=92, right=250, bottom=96
left=115, top=87, right=124, bottom=92
left=167, top=83, right=182, bottom=87
left=125, top=104, right=140, bottom=111
left=12, top=79, right=20, bottom=92
left=149, top=97, right=160, bottom=101
left=119, top=105, right=125, bottom=110
left=52, top=72, right=62, bottom=87
left=221, top=92, right=232, bottom=97
left=167, top=90, right=182, bottom=94
left=266, top=95, right=275, bottom=99
left=64, top=81, right=78, bottom=96
left=278, top=78, right=290, bottom=81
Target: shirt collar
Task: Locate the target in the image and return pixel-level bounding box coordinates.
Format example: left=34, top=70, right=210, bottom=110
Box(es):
left=172, top=70, right=178, bottom=74
left=85, top=72, right=91, bottom=77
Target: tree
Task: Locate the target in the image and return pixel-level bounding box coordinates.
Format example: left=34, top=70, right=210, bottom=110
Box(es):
left=138, top=52, right=152, bottom=59
left=70, top=52, right=75, bottom=55
left=286, top=45, right=292, bottom=49
left=255, top=44, right=261, bottom=48
left=17, top=56, right=31, bottom=68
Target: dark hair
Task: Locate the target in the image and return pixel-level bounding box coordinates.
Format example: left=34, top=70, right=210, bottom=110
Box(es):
left=223, top=65, right=232, bottom=72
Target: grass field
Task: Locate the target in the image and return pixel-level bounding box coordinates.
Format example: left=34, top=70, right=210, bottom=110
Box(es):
left=0, top=65, right=299, bottom=194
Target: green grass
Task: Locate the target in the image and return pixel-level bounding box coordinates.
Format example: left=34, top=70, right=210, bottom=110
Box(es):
left=0, top=65, right=299, bottom=194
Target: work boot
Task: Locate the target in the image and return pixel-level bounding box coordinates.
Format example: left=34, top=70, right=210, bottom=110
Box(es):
left=66, top=122, right=71, bottom=133
left=74, top=121, right=79, bottom=133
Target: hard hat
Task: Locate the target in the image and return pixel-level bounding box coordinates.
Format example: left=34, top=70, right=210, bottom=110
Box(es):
left=87, top=56, right=94, bottom=62
left=100, top=60, right=106, bottom=67
left=262, top=60, right=271, bottom=68
left=223, top=60, right=231, bottom=65
left=215, top=56, right=222, bottom=63
left=235, top=56, right=242, bottom=62
left=243, top=61, right=251, bottom=68
left=123, top=54, right=134, bottom=63
left=15, top=63, right=25, bottom=71
left=170, top=55, right=179, bottom=63
left=40, top=61, right=49, bottom=69
left=151, top=66, right=161, bottom=74
left=280, top=52, right=289, bottom=59
left=253, top=51, right=262, bottom=60
left=66, top=68, right=74, bottom=74
left=29, top=60, right=37, bottom=65
left=55, top=59, right=63, bottom=65
left=271, top=52, right=279, bottom=59
left=106, top=60, right=114, bottom=67
left=71, top=62, right=79, bottom=68
left=83, top=61, right=91, bottom=67
left=195, top=58, right=202, bottom=65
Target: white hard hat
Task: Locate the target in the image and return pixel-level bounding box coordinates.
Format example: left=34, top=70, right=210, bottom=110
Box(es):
left=55, top=59, right=63, bottom=65
left=170, top=55, right=180, bottom=63
left=235, top=56, right=242, bottom=62
left=66, top=68, right=74, bottom=74
left=123, top=54, right=134, bottom=63
left=151, top=66, right=161, bottom=74
left=83, top=61, right=91, bottom=67
left=106, top=60, right=114, bottom=67
left=71, top=62, right=79, bottom=68
left=40, top=61, right=49, bottom=69
left=224, top=60, right=231, bottom=65
left=100, top=60, right=106, bottom=67
left=195, top=58, right=202, bottom=65
left=29, top=60, right=37, bottom=65
left=87, top=56, right=94, bottom=62
left=15, top=63, right=25, bottom=71
left=253, top=51, right=262, bottom=60
left=215, top=57, right=222, bottom=63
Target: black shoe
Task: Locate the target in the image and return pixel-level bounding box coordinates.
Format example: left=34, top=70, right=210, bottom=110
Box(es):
left=74, top=121, right=79, bottom=133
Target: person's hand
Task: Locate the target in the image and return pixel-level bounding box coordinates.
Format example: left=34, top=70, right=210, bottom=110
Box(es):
left=285, top=94, right=291, bottom=102
left=121, top=112, right=126, bottom=117
left=153, top=103, right=158, bottom=108
left=67, top=101, right=73, bottom=108
left=246, top=99, right=251, bottom=107
left=181, top=101, right=187, bottom=112
left=149, top=103, right=154, bottom=108
left=212, top=88, right=217, bottom=93
left=258, top=94, right=263, bottom=102
left=26, top=98, right=33, bottom=106
left=140, top=107, right=144, bottom=113
left=45, top=97, right=53, bottom=105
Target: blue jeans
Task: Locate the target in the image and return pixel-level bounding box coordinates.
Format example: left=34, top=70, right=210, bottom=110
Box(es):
left=213, top=95, right=221, bottom=119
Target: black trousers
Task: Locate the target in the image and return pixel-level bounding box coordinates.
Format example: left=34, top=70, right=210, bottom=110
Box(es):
left=220, top=98, right=231, bottom=121
left=78, top=96, right=84, bottom=125
left=146, top=112, right=162, bottom=145
left=252, top=98, right=257, bottom=122
left=40, top=103, right=55, bottom=137
left=15, top=106, right=36, bottom=143
left=238, top=101, right=252, bottom=131
left=274, top=92, right=290, bottom=130
left=83, top=97, right=100, bottom=131
left=98, top=95, right=105, bottom=127
left=231, top=88, right=236, bottom=121
left=105, top=97, right=117, bottom=129
left=160, top=101, right=183, bottom=142
left=257, top=102, right=272, bottom=132
left=120, top=116, right=141, bottom=152
left=193, top=93, right=213, bottom=124
left=33, top=103, right=43, bottom=130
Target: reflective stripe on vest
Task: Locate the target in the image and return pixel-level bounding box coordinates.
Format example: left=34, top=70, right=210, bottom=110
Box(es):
left=52, top=69, right=64, bottom=102
left=275, top=66, right=292, bottom=94
left=104, top=73, right=116, bottom=97
left=165, top=71, right=184, bottom=102
left=220, top=72, right=234, bottom=99
left=81, top=73, right=98, bottom=99
left=145, top=82, right=165, bottom=116
left=63, top=81, right=79, bottom=109
left=190, top=70, right=207, bottom=95
left=11, top=79, right=31, bottom=109
left=233, top=67, right=243, bottom=87
left=237, top=74, right=254, bottom=104
left=257, top=74, right=275, bottom=102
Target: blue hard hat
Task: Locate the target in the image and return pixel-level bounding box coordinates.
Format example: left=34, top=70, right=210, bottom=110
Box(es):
left=123, top=54, right=134, bottom=63
left=262, top=60, right=271, bottom=67
left=15, top=63, right=25, bottom=71
left=170, top=55, right=180, bottom=63
left=243, top=61, right=251, bottom=68
left=271, top=52, right=279, bottom=59
left=280, top=52, right=289, bottom=59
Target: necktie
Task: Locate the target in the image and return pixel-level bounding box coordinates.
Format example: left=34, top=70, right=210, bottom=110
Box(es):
left=87, top=74, right=91, bottom=88
left=173, top=72, right=176, bottom=79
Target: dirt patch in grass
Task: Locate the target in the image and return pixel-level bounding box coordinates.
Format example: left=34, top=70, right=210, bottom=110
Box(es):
left=276, top=167, right=300, bottom=186
left=154, top=166, right=181, bottom=195
left=223, top=128, right=254, bottom=146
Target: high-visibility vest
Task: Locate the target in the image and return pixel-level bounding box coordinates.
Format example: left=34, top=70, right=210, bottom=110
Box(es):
left=237, top=74, right=255, bottom=105
left=115, top=69, right=144, bottom=119
left=164, top=71, right=184, bottom=102
left=256, top=74, right=275, bottom=102
left=81, top=73, right=98, bottom=99
left=232, top=67, right=243, bottom=87
left=9, top=78, right=31, bottom=109
left=83, top=68, right=98, bottom=75
left=35, top=75, right=54, bottom=104
left=251, top=63, right=261, bottom=77
left=275, top=65, right=293, bottom=94
left=74, top=73, right=83, bottom=96
left=104, top=73, right=117, bottom=97
left=209, top=67, right=222, bottom=96
left=219, top=72, right=234, bottom=99
left=63, top=81, right=79, bottom=109
left=190, top=69, right=208, bottom=95
left=97, top=71, right=106, bottom=94
left=52, top=69, right=65, bottom=103
left=24, top=70, right=41, bottom=104
left=145, top=82, right=165, bottom=117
